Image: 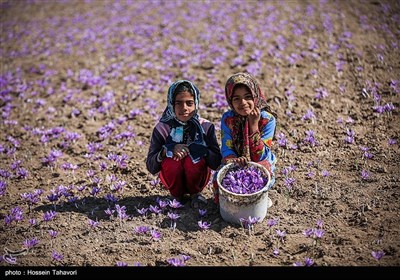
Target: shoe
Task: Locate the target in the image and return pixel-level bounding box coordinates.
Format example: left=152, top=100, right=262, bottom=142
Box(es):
left=190, top=193, right=207, bottom=209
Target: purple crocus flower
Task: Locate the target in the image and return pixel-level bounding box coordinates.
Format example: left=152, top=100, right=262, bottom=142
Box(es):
left=104, top=208, right=115, bottom=218
left=23, top=238, right=39, bottom=249
left=168, top=199, right=183, bottom=209
left=361, top=170, right=370, bottom=180
left=167, top=257, right=185, bottom=267
left=301, top=109, right=316, bottom=121
left=0, top=180, right=6, bottom=196
left=3, top=255, right=17, bottom=265
left=167, top=212, right=180, bottom=220
left=77, top=185, right=86, bottom=192
left=99, top=162, right=108, bottom=171
left=198, top=220, right=211, bottom=230
left=303, top=130, right=318, bottom=146
left=304, top=257, right=314, bottom=266
left=90, top=186, right=101, bottom=197
left=240, top=216, right=260, bottom=230
left=11, top=207, right=24, bottom=222
left=276, top=132, right=288, bottom=148
left=167, top=212, right=180, bottom=229
left=273, top=248, right=279, bottom=256
left=314, top=229, right=325, bottom=239
left=29, top=218, right=36, bottom=226
left=150, top=178, right=160, bottom=186
left=10, top=160, right=22, bottom=170
left=267, top=218, right=278, bottom=228
left=129, top=108, right=144, bottom=118
left=372, top=250, right=385, bottom=261
left=307, top=171, right=315, bottom=178
left=116, top=261, right=128, bottom=266
left=46, top=192, right=59, bottom=203
left=284, top=177, right=296, bottom=190
left=345, top=128, right=355, bottom=144
left=61, top=162, right=78, bottom=171
left=303, top=228, right=314, bottom=238
left=150, top=229, right=161, bottom=241
left=110, top=180, right=126, bottom=193
left=167, top=254, right=190, bottom=267
left=48, top=230, right=58, bottom=238
left=51, top=251, right=64, bottom=262
left=86, top=169, right=96, bottom=178
left=42, top=210, right=57, bottom=222
left=276, top=229, right=286, bottom=243
left=149, top=205, right=162, bottom=214
left=88, top=219, right=99, bottom=229
left=181, top=255, right=191, bottom=262
left=315, top=87, right=329, bottom=99
left=316, top=220, right=324, bottom=229
left=21, top=191, right=41, bottom=208
left=0, top=169, right=12, bottom=179
left=134, top=226, right=149, bottom=234
left=157, top=199, right=169, bottom=210
left=115, top=204, right=128, bottom=221
left=104, top=193, right=119, bottom=204
left=87, top=142, right=103, bottom=154
left=310, top=68, right=318, bottom=76
left=137, top=207, right=148, bottom=216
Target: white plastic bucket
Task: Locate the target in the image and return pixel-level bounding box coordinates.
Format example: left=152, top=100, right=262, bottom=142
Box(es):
left=217, top=162, right=272, bottom=225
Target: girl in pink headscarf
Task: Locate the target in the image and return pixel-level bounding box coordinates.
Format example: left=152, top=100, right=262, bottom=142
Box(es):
left=213, top=73, right=277, bottom=203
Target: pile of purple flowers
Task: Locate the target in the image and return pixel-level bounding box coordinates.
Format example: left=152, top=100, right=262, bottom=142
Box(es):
left=221, top=165, right=269, bottom=194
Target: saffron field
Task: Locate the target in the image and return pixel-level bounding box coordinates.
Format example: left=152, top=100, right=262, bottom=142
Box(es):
left=0, top=0, right=399, bottom=267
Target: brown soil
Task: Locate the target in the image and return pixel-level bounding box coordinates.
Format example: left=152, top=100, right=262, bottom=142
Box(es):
left=0, top=0, right=399, bottom=269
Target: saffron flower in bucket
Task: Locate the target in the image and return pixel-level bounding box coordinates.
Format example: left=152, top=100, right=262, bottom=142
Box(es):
left=221, top=164, right=269, bottom=194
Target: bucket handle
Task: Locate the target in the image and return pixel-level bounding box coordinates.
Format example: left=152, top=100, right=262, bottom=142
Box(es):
left=263, top=181, right=271, bottom=193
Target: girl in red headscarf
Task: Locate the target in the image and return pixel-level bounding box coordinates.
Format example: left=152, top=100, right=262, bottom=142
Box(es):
left=213, top=73, right=277, bottom=203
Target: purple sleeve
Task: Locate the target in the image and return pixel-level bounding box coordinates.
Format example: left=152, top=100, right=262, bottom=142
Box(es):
left=146, top=124, right=167, bottom=175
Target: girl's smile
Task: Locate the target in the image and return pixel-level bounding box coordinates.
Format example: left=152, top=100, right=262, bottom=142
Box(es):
left=231, top=85, right=255, bottom=116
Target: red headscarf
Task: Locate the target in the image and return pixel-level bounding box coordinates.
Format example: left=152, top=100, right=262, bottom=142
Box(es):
left=225, top=72, right=268, bottom=111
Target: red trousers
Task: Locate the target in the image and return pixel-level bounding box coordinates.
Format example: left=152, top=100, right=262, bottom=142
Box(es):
left=159, top=157, right=211, bottom=197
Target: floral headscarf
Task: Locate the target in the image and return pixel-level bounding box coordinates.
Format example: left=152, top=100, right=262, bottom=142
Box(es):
left=160, top=80, right=206, bottom=163
left=225, top=72, right=268, bottom=112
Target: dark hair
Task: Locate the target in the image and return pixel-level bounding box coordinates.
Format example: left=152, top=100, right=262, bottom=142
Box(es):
left=174, top=82, right=194, bottom=97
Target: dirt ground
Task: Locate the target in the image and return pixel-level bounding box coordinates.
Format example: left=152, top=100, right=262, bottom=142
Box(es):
left=0, top=0, right=399, bottom=270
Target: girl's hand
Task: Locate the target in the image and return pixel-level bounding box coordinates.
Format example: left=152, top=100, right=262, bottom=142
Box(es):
left=248, top=107, right=260, bottom=133
left=173, top=144, right=189, bottom=161
left=227, top=156, right=248, bottom=166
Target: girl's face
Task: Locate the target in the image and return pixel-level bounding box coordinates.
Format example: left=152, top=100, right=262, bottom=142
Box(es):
left=174, top=91, right=196, bottom=122
left=231, top=85, right=255, bottom=116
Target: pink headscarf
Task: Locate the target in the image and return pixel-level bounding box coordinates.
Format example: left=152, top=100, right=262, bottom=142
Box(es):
left=225, top=72, right=268, bottom=112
